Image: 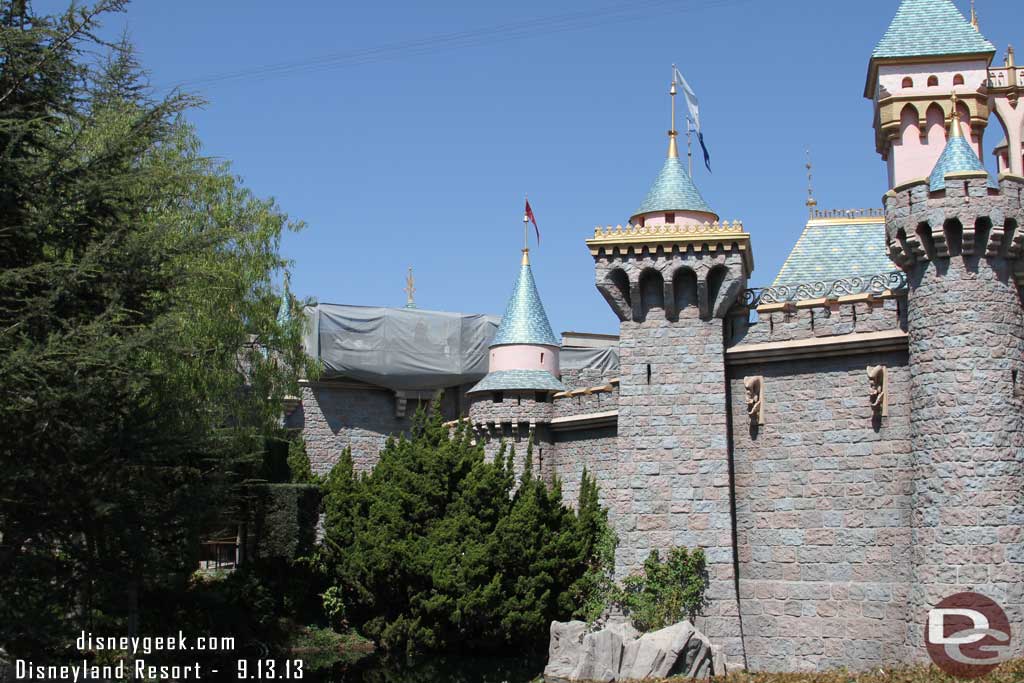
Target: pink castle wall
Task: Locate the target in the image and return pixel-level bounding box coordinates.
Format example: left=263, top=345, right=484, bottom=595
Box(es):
left=489, top=344, right=560, bottom=375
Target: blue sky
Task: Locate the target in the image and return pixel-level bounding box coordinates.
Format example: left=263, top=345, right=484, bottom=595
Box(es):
left=72, top=0, right=1019, bottom=335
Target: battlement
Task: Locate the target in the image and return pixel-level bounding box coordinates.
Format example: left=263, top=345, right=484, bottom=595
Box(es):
left=587, top=221, right=751, bottom=270
left=884, top=174, right=1024, bottom=276
left=809, top=208, right=885, bottom=220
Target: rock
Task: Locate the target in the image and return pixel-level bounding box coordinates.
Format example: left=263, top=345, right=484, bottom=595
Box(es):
left=544, top=618, right=723, bottom=682
left=545, top=620, right=588, bottom=680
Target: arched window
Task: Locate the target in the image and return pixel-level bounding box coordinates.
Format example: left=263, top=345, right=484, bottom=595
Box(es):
left=927, top=75, right=939, bottom=87
left=902, top=77, right=914, bottom=88
left=953, top=74, right=965, bottom=86
left=638, top=268, right=665, bottom=320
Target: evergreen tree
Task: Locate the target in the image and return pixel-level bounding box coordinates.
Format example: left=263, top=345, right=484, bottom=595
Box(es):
left=0, top=1, right=310, bottom=658
left=318, top=403, right=617, bottom=656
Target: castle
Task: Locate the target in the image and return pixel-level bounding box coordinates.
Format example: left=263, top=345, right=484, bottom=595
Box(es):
left=287, top=0, right=1024, bottom=672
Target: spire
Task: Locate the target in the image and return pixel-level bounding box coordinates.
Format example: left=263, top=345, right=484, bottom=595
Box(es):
left=668, top=72, right=679, bottom=159
left=970, top=0, right=979, bottom=29
left=928, top=92, right=987, bottom=191
left=1008, top=45, right=1016, bottom=68
left=490, top=253, right=559, bottom=347
left=404, top=266, right=416, bottom=309
left=276, top=272, right=292, bottom=326
left=949, top=92, right=964, bottom=138
left=805, top=148, right=818, bottom=216
left=871, top=0, right=995, bottom=60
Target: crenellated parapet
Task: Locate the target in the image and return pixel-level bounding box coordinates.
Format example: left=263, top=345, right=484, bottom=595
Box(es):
left=467, top=391, right=553, bottom=437
left=588, top=221, right=752, bottom=323
left=884, top=174, right=1024, bottom=279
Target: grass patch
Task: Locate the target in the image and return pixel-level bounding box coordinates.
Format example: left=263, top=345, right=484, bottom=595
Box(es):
left=660, top=658, right=1024, bottom=682
left=285, top=623, right=374, bottom=671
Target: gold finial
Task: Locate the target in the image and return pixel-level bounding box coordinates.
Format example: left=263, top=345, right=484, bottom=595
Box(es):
left=970, top=0, right=979, bottom=29
left=404, top=266, right=416, bottom=308
left=668, top=65, right=679, bottom=159
left=1008, top=45, right=1016, bottom=68
left=805, top=148, right=817, bottom=216
left=949, top=92, right=964, bottom=138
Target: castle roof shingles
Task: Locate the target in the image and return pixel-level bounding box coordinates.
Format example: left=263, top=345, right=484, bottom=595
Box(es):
left=772, top=218, right=893, bottom=287
left=929, top=132, right=988, bottom=191
left=490, top=257, right=560, bottom=347
left=872, top=0, right=995, bottom=60
left=634, top=157, right=713, bottom=217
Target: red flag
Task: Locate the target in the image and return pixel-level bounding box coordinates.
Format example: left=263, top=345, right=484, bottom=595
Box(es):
left=525, top=199, right=540, bottom=245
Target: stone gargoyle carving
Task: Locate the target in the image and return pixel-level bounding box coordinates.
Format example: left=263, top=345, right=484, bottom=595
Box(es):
left=743, top=375, right=764, bottom=426
left=868, top=365, right=888, bottom=417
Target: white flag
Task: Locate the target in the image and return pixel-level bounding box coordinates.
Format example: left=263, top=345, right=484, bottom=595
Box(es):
left=673, top=66, right=701, bottom=133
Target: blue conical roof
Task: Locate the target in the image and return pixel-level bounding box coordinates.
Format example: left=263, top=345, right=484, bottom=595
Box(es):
left=634, top=156, right=713, bottom=217
left=872, top=0, right=995, bottom=60
left=929, top=129, right=987, bottom=191
left=490, top=255, right=559, bottom=347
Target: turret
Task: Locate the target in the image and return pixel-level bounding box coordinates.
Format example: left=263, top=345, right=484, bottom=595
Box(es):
left=865, top=0, right=996, bottom=189
left=467, top=242, right=565, bottom=471
left=883, top=88, right=1024, bottom=662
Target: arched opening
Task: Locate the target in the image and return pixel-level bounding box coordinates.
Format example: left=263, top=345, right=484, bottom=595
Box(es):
left=926, top=103, right=945, bottom=147
left=899, top=103, right=920, bottom=147
left=672, top=267, right=698, bottom=315
left=953, top=74, right=965, bottom=86
left=638, top=268, right=665, bottom=320
left=927, top=75, right=939, bottom=87
left=707, top=265, right=729, bottom=318
left=902, top=77, right=914, bottom=88
left=607, top=268, right=631, bottom=307
left=944, top=219, right=964, bottom=257
left=916, top=222, right=935, bottom=260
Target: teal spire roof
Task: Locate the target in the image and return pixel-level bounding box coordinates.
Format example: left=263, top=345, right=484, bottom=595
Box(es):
left=490, top=254, right=560, bottom=347
left=928, top=129, right=987, bottom=191
left=872, top=0, right=995, bottom=59
left=277, top=277, right=292, bottom=326
left=634, top=156, right=714, bottom=217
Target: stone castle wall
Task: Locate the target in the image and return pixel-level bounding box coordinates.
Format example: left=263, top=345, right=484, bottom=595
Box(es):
left=885, top=175, right=1024, bottom=659
left=729, top=351, right=913, bottom=671
left=292, top=382, right=467, bottom=474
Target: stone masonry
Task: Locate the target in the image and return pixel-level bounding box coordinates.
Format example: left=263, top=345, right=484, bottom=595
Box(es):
left=592, top=246, right=749, bottom=663
left=885, top=174, right=1024, bottom=659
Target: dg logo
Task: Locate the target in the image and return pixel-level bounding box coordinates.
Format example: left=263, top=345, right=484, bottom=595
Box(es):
left=926, top=592, right=1013, bottom=678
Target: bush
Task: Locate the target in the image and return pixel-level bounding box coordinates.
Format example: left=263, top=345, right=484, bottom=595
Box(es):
left=617, top=547, right=707, bottom=632
left=317, top=401, right=613, bottom=656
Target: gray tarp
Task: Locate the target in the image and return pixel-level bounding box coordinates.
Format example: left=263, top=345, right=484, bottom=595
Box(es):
left=303, top=304, right=619, bottom=391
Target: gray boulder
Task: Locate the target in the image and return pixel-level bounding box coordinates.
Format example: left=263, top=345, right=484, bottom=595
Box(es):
left=544, top=618, right=724, bottom=681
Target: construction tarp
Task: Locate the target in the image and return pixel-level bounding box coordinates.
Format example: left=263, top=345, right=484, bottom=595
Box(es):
left=560, top=346, right=620, bottom=375
left=302, top=304, right=619, bottom=391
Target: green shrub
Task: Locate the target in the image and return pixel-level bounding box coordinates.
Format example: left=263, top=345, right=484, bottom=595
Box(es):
left=245, top=483, right=321, bottom=561
left=617, top=546, right=707, bottom=632
left=287, top=437, right=317, bottom=484
left=317, top=401, right=613, bottom=656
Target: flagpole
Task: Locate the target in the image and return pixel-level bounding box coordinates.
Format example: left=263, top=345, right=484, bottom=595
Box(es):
left=687, top=119, right=693, bottom=177
left=523, top=195, right=529, bottom=253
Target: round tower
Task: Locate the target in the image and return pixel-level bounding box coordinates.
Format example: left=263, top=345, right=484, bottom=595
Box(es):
left=883, top=93, right=1024, bottom=657
left=467, top=242, right=565, bottom=474
left=587, top=71, right=750, bottom=664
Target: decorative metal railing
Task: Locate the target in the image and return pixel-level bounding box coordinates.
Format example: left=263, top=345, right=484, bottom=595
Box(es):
left=742, top=271, right=908, bottom=308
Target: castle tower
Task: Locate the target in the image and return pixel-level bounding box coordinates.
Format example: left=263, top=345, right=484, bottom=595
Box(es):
left=883, top=71, right=1024, bottom=662
left=865, top=0, right=996, bottom=189
left=467, top=243, right=566, bottom=473
left=586, top=77, right=751, bottom=663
